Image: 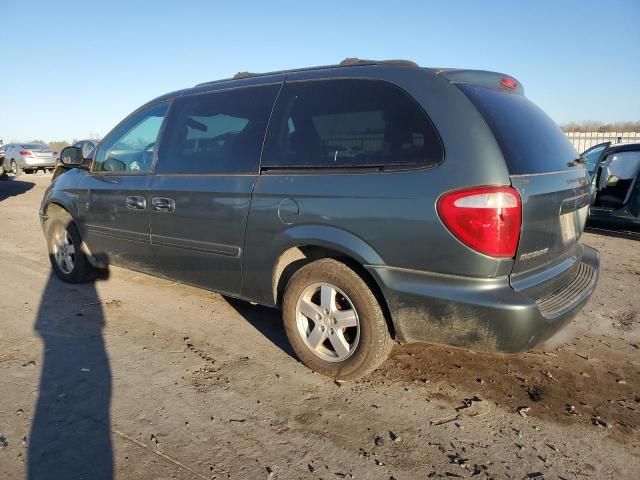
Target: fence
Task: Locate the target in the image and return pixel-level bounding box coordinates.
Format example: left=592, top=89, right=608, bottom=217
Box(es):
left=565, top=131, right=640, bottom=153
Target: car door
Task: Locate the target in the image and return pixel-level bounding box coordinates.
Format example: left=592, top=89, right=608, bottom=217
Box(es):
left=148, top=82, right=281, bottom=295
left=581, top=142, right=611, bottom=177
left=581, top=142, right=611, bottom=205
left=77, top=102, right=169, bottom=271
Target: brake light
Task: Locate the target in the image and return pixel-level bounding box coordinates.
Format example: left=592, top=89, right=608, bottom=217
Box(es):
left=500, top=76, right=518, bottom=90
left=53, top=151, right=58, bottom=156
left=437, top=186, right=522, bottom=258
left=19, top=150, right=32, bottom=156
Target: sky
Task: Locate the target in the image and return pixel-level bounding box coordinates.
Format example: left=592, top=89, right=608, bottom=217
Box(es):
left=1, top=0, right=638, bottom=143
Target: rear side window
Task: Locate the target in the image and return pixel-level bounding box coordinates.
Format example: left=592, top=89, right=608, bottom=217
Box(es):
left=262, top=79, right=442, bottom=169
left=459, top=84, right=578, bottom=175
left=156, top=84, right=280, bottom=174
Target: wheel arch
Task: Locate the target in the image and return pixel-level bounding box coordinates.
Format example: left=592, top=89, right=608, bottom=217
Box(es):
left=42, top=199, right=105, bottom=269
left=272, top=242, right=396, bottom=340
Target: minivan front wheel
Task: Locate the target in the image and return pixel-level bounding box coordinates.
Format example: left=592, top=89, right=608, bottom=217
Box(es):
left=46, top=209, right=96, bottom=283
left=283, top=259, right=393, bottom=380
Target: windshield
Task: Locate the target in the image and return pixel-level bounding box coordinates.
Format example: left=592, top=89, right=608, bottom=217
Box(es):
left=458, top=84, right=578, bottom=175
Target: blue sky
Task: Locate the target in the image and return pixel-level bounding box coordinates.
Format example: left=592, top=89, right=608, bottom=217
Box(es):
left=1, top=0, right=638, bottom=142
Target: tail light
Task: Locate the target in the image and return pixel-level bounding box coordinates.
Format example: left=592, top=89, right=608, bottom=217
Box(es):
left=437, top=186, right=522, bottom=258
left=500, top=76, right=518, bottom=90
left=53, top=151, right=58, bottom=156
left=19, top=150, right=32, bottom=156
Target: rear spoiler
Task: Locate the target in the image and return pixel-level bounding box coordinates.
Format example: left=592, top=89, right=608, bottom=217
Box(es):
left=435, top=69, right=525, bottom=96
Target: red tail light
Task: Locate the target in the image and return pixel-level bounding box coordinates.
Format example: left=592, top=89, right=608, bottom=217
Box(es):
left=500, top=76, right=518, bottom=90
left=437, top=186, right=522, bottom=258
left=53, top=151, right=58, bottom=155
left=19, top=150, right=32, bottom=156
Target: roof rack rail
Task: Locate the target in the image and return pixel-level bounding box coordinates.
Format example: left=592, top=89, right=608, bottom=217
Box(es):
left=197, top=58, right=420, bottom=88
left=339, top=58, right=419, bottom=68
left=233, top=71, right=259, bottom=80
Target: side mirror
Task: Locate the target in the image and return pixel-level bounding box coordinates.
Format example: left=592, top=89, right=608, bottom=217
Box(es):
left=60, top=146, right=84, bottom=167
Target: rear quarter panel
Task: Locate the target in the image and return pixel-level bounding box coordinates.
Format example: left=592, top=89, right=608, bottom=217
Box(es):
left=241, top=66, right=515, bottom=306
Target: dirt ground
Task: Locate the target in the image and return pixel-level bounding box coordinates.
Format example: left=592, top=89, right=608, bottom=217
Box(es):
left=0, top=173, right=638, bottom=480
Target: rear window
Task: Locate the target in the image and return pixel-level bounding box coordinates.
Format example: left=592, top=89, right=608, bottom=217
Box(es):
left=262, top=79, right=443, bottom=169
left=458, top=84, right=578, bottom=175
left=22, top=143, right=48, bottom=150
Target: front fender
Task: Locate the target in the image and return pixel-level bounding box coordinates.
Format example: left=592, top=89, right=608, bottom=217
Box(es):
left=39, top=169, right=82, bottom=220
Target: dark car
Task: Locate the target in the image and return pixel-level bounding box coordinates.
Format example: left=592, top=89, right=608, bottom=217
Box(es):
left=72, top=139, right=100, bottom=158
left=582, top=142, right=640, bottom=228
left=40, top=59, right=599, bottom=380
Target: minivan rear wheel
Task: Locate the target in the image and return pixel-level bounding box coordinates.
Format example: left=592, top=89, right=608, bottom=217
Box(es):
left=46, top=209, right=96, bottom=283
left=282, top=258, right=393, bottom=380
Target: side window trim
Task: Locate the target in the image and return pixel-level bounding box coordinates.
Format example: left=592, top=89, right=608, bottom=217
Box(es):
left=90, top=100, right=172, bottom=175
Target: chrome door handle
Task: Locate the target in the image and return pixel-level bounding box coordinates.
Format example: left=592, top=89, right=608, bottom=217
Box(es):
left=125, top=196, right=146, bottom=210
left=151, top=197, right=175, bottom=213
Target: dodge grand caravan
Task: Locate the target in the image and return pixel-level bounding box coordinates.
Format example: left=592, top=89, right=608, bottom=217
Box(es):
left=41, top=59, right=599, bottom=380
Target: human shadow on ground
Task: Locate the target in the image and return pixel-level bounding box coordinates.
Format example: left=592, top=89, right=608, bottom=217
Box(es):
left=0, top=176, right=34, bottom=202
left=28, top=270, right=113, bottom=479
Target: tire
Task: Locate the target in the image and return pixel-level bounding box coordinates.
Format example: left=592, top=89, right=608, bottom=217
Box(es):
left=0, top=163, right=6, bottom=179
left=10, top=160, right=22, bottom=176
left=45, top=208, right=96, bottom=283
left=282, top=258, right=393, bottom=380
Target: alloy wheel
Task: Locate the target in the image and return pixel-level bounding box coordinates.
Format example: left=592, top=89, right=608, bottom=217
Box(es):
left=52, top=227, right=76, bottom=274
left=295, top=282, right=360, bottom=362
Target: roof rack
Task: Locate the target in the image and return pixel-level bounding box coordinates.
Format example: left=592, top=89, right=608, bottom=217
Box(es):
left=338, top=58, right=419, bottom=68
left=197, top=58, right=420, bottom=87
left=233, top=71, right=258, bottom=80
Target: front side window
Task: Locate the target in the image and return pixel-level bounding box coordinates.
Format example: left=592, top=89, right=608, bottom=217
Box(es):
left=93, top=103, right=168, bottom=173
left=262, top=79, right=443, bottom=169
left=156, top=84, right=280, bottom=174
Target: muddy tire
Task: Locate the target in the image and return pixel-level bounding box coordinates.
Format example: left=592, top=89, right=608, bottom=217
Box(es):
left=282, top=258, right=393, bottom=380
left=45, top=208, right=96, bottom=283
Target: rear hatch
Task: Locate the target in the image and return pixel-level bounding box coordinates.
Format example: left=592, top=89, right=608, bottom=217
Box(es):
left=456, top=82, right=590, bottom=278
left=22, top=144, right=53, bottom=158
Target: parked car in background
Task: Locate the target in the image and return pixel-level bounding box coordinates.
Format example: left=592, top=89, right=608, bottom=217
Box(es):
left=72, top=139, right=100, bottom=158
left=2, top=143, right=57, bottom=175
left=51, top=140, right=99, bottom=182
left=41, top=59, right=599, bottom=379
left=584, top=142, right=640, bottom=228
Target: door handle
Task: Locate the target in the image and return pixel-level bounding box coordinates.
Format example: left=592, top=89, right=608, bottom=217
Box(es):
left=151, top=197, right=175, bottom=213
left=125, top=196, right=146, bottom=210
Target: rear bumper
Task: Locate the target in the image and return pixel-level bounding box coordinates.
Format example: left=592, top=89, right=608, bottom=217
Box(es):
left=367, top=245, right=599, bottom=352
left=22, top=158, right=56, bottom=168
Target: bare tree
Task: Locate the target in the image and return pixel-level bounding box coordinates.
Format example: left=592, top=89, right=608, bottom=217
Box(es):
left=561, top=121, right=640, bottom=132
